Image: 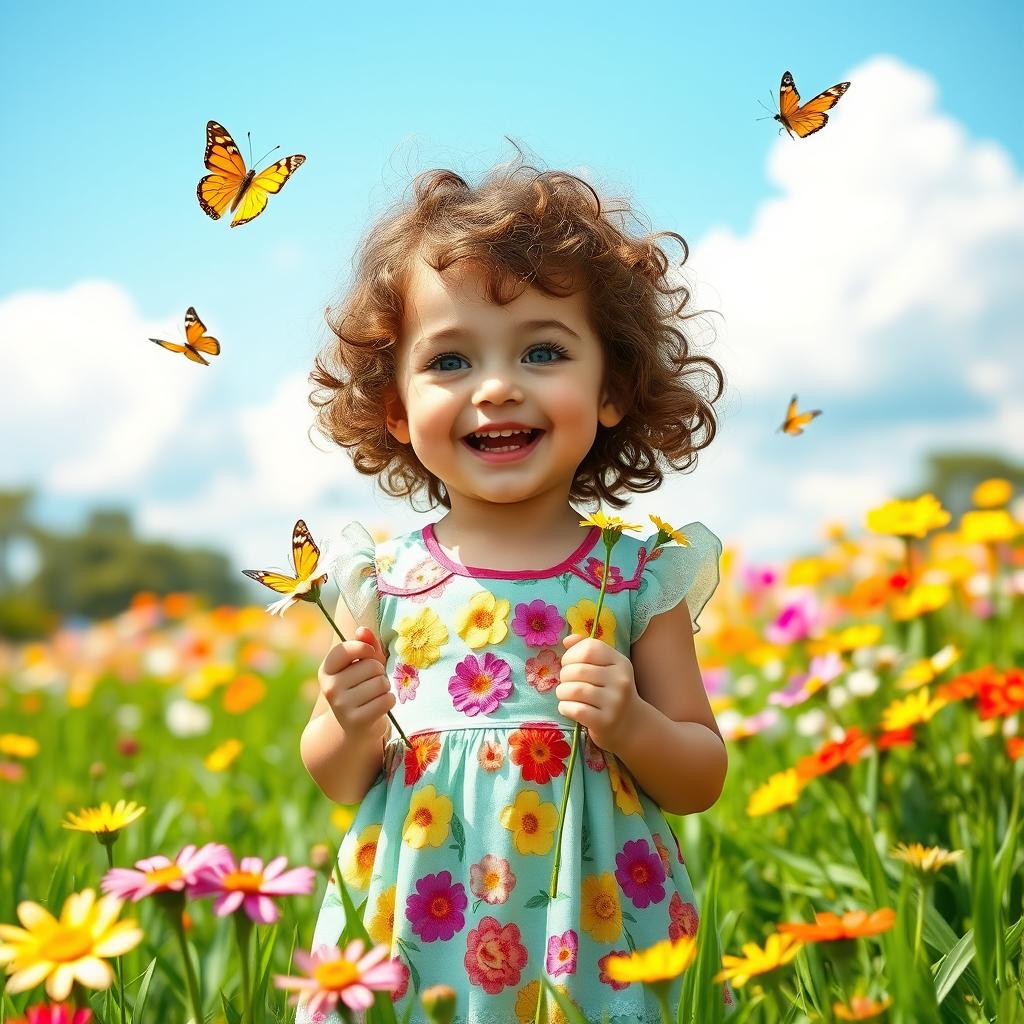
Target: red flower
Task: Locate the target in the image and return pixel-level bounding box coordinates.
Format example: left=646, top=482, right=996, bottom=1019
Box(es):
left=796, top=727, right=870, bottom=781
left=404, top=732, right=441, bottom=786
left=978, top=669, right=1024, bottom=720
left=464, top=916, right=528, bottom=994
left=508, top=726, right=570, bottom=785
left=876, top=727, right=914, bottom=751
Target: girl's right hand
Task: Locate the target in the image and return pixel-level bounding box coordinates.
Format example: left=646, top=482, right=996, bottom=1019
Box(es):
left=317, top=625, right=396, bottom=741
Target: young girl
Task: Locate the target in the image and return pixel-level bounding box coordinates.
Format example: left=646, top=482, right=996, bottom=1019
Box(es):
left=298, top=158, right=733, bottom=1023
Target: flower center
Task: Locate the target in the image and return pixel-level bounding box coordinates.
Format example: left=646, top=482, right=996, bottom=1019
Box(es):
left=222, top=869, right=265, bottom=893
left=357, top=842, right=377, bottom=869
left=473, top=610, right=494, bottom=629
left=414, top=807, right=433, bottom=828
left=521, top=812, right=538, bottom=834
left=430, top=896, right=451, bottom=919
left=531, top=743, right=549, bottom=761
left=314, top=959, right=359, bottom=990
left=558, top=947, right=571, bottom=961
left=483, top=870, right=501, bottom=889
left=595, top=894, right=615, bottom=919
left=48, top=926, right=94, bottom=962
left=471, top=673, right=492, bottom=694
left=631, top=864, right=649, bottom=884
left=145, top=864, right=185, bottom=888
left=530, top=616, right=545, bottom=630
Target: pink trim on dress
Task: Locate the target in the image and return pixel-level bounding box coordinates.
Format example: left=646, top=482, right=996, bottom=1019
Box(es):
left=422, top=523, right=603, bottom=580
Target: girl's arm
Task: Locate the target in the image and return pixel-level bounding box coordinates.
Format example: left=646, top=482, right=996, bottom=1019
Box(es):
left=299, top=596, right=390, bottom=805
left=617, top=597, right=728, bottom=816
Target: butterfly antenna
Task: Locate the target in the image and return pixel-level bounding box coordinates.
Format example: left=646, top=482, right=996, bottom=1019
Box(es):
left=247, top=131, right=253, bottom=167
left=253, top=143, right=282, bottom=168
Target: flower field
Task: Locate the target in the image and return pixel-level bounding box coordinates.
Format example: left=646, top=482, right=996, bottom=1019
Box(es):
left=1, top=485, right=1022, bottom=1023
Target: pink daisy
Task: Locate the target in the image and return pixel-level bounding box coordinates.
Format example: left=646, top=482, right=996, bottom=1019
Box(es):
left=393, top=662, right=420, bottom=704
left=448, top=652, right=512, bottom=716
left=511, top=600, right=563, bottom=647
left=525, top=648, right=561, bottom=693
left=545, top=928, right=578, bottom=977
left=101, top=842, right=231, bottom=901
left=274, top=940, right=404, bottom=1016
left=190, top=854, right=315, bottom=924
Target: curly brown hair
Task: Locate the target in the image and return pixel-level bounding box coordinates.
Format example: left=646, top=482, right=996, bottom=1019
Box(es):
left=310, top=153, right=725, bottom=512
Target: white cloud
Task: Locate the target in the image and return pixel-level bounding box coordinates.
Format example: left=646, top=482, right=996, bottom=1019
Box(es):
left=0, top=281, right=208, bottom=494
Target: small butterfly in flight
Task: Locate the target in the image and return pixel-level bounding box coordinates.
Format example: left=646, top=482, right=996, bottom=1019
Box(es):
left=197, top=120, right=305, bottom=228
left=149, top=307, right=221, bottom=366
left=242, top=519, right=328, bottom=616
left=776, top=394, right=823, bottom=436
left=773, top=71, right=850, bottom=139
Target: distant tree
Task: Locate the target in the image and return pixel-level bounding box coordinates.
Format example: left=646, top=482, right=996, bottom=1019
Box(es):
left=0, top=488, right=34, bottom=595
left=0, top=493, right=245, bottom=637
left=913, top=451, right=1024, bottom=520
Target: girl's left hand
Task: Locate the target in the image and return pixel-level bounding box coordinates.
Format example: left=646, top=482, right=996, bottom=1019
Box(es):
left=556, top=633, right=642, bottom=754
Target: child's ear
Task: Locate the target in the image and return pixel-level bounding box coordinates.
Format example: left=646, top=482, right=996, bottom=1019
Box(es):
left=598, top=392, right=625, bottom=429
left=384, top=387, right=411, bottom=445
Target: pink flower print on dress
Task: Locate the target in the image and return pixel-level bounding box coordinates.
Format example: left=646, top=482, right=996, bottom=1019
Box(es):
left=389, top=956, right=410, bottom=1002
left=469, top=853, right=516, bottom=905
left=448, top=652, right=513, bottom=716
left=464, top=916, right=528, bottom=994
left=583, top=556, right=624, bottom=588
left=477, top=739, right=504, bottom=772
left=511, top=599, right=563, bottom=648
left=614, top=838, right=666, bottom=909
left=668, top=890, right=700, bottom=939
left=525, top=648, right=560, bottom=693
left=652, top=832, right=672, bottom=876
left=404, top=557, right=453, bottom=603
left=405, top=870, right=467, bottom=942
left=393, top=662, right=420, bottom=704
left=583, top=731, right=606, bottom=772
left=597, top=949, right=631, bottom=990
left=545, top=928, right=578, bottom=977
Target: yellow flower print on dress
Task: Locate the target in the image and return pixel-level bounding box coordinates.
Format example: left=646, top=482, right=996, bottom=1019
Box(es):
left=606, top=754, right=642, bottom=816
left=403, top=784, right=454, bottom=848
left=514, top=979, right=574, bottom=1024
left=499, top=789, right=559, bottom=855
left=566, top=599, right=617, bottom=647
left=580, top=871, right=623, bottom=942
left=367, top=882, right=397, bottom=948
left=395, top=607, right=449, bottom=670
left=340, top=822, right=381, bottom=890
left=455, top=590, right=511, bottom=649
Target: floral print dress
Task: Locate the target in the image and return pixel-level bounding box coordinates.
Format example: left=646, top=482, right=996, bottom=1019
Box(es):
left=298, top=519, right=733, bottom=1024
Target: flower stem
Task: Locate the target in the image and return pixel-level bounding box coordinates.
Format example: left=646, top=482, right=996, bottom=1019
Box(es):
left=316, top=595, right=413, bottom=750
left=169, top=906, right=205, bottom=1024
left=913, top=879, right=929, bottom=963
left=234, top=914, right=255, bottom=1024
left=103, top=842, right=128, bottom=1024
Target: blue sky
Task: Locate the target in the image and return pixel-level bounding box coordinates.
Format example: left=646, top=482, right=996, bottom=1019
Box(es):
left=2, top=1, right=1022, bottom=581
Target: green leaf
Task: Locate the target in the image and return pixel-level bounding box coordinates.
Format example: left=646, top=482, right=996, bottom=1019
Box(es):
left=129, top=958, right=158, bottom=1024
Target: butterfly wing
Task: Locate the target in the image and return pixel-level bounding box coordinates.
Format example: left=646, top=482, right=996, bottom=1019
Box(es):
left=789, top=82, right=850, bottom=138
left=184, top=307, right=221, bottom=356
left=242, top=568, right=300, bottom=594
left=290, top=519, right=323, bottom=582
left=197, top=121, right=248, bottom=220
left=149, top=337, right=209, bottom=366
left=230, top=154, right=306, bottom=228
left=778, top=71, right=802, bottom=121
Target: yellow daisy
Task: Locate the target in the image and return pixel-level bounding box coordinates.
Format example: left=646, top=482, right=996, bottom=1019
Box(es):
left=499, top=789, right=558, bottom=856
left=578, top=511, right=644, bottom=534
left=367, top=883, right=397, bottom=949
left=62, top=800, right=146, bottom=840
left=204, top=738, right=243, bottom=772
left=881, top=688, right=947, bottom=732
left=649, top=514, right=691, bottom=547
left=747, top=769, right=803, bottom=817
left=565, top=599, right=617, bottom=646
left=889, top=842, right=964, bottom=873
left=402, top=785, right=453, bottom=849
left=715, top=932, right=804, bottom=988
left=0, top=734, right=40, bottom=759
left=394, top=607, right=449, bottom=669
left=341, top=823, right=383, bottom=889
left=606, top=754, right=642, bottom=816
left=605, top=935, right=697, bottom=984
left=580, top=872, right=622, bottom=942
left=0, top=889, right=143, bottom=1001
left=514, top=978, right=572, bottom=1024
left=455, top=591, right=510, bottom=649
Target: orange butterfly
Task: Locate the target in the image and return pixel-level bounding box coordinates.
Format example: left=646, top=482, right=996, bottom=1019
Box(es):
left=197, top=120, right=305, bottom=228
left=242, top=519, right=328, bottom=616
left=774, top=71, right=850, bottom=139
left=777, top=394, right=822, bottom=435
left=149, top=307, right=221, bottom=366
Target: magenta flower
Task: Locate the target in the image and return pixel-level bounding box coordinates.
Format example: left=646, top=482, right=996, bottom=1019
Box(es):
left=11, top=1008, right=93, bottom=1024
left=101, top=842, right=231, bottom=901
left=274, top=940, right=405, bottom=1016
left=765, top=590, right=822, bottom=645
left=614, top=838, right=666, bottom=909
left=511, top=599, right=563, bottom=647
left=545, top=928, right=578, bottom=976
left=405, top=870, right=467, bottom=942
left=448, top=653, right=512, bottom=716
left=743, top=563, right=779, bottom=593
left=190, top=853, right=315, bottom=923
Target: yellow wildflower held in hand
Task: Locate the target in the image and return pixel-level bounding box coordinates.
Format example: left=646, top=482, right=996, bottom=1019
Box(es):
left=715, top=932, right=804, bottom=988
left=865, top=493, right=951, bottom=539
left=648, top=514, right=691, bottom=548
left=747, top=769, right=804, bottom=817
left=578, top=510, right=644, bottom=539
left=890, top=842, right=964, bottom=873
left=0, top=889, right=143, bottom=1001
left=63, top=800, right=146, bottom=847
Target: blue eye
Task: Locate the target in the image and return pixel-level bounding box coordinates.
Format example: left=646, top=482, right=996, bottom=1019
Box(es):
left=424, top=342, right=569, bottom=372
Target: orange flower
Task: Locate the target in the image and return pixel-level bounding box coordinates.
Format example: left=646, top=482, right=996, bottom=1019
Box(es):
left=404, top=732, right=441, bottom=786
left=222, top=674, right=267, bottom=713
left=796, top=728, right=871, bottom=782
left=978, top=668, right=1024, bottom=720
left=1008, top=737, right=1024, bottom=761
left=776, top=908, right=895, bottom=943
left=937, top=666, right=997, bottom=703
left=875, top=727, right=914, bottom=751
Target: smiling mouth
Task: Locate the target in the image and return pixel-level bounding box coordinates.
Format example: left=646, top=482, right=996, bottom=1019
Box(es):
left=464, top=428, right=544, bottom=452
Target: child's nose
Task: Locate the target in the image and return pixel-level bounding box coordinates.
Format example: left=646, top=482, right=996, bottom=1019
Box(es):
left=473, top=372, right=524, bottom=403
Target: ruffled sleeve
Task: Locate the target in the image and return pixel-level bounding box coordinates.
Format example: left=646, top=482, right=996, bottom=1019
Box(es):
left=629, top=522, right=723, bottom=644
left=324, top=520, right=380, bottom=636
